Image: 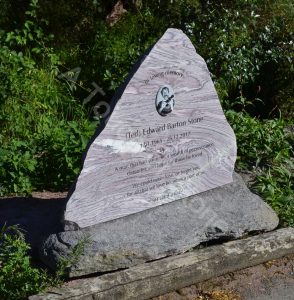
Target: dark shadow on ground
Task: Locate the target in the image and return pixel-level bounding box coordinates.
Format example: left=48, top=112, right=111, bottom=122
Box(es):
left=0, top=195, right=67, bottom=252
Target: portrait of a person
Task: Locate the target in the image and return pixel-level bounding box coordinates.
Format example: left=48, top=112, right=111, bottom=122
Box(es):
left=155, top=85, right=175, bottom=116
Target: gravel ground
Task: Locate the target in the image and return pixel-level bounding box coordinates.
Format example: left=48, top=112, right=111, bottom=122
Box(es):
left=152, top=254, right=294, bottom=300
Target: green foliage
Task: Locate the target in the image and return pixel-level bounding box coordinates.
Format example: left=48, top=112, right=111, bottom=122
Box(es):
left=88, top=13, right=160, bottom=92
left=72, top=0, right=293, bottom=117
left=189, top=1, right=293, bottom=115
left=0, top=0, right=293, bottom=226
left=55, top=235, right=90, bottom=279
left=62, top=0, right=203, bottom=95
left=0, top=224, right=91, bottom=299
left=226, top=111, right=292, bottom=169
left=0, top=225, right=52, bottom=299
left=0, top=140, right=37, bottom=194
left=255, top=163, right=293, bottom=227
left=0, top=0, right=97, bottom=195
left=226, top=110, right=293, bottom=226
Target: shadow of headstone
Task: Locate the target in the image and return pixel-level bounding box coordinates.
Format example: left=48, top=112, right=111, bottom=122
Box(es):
left=0, top=196, right=67, bottom=252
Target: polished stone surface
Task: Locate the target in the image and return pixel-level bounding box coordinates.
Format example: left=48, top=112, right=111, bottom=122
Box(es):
left=65, top=28, right=237, bottom=228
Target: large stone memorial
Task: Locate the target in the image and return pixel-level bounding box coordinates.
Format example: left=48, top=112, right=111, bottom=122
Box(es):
left=65, top=28, right=237, bottom=229
left=39, top=28, right=278, bottom=277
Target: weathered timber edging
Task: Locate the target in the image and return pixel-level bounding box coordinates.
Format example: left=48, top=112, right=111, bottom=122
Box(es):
left=31, top=227, right=294, bottom=300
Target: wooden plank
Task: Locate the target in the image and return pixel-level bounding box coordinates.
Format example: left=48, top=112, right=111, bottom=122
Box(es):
left=30, top=227, right=294, bottom=300
left=65, top=28, right=237, bottom=228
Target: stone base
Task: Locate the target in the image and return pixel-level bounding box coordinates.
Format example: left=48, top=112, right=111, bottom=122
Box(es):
left=32, top=228, right=294, bottom=300
left=39, top=173, right=278, bottom=278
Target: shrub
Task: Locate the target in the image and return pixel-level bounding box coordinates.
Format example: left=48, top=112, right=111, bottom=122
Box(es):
left=2, top=0, right=292, bottom=117
left=0, top=44, right=96, bottom=194
left=0, top=225, right=53, bottom=299
left=226, top=110, right=292, bottom=169
left=190, top=1, right=293, bottom=116
left=226, top=110, right=293, bottom=226
left=255, top=163, right=293, bottom=227
left=0, top=0, right=97, bottom=195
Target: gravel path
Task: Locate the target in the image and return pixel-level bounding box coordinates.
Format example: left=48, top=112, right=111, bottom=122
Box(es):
left=153, top=254, right=294, bottom=300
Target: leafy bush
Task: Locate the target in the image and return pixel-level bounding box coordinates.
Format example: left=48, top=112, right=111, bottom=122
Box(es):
left=0, top=0, right=97, bottom=195
left=0, top=224, right=92, bottom=299
left=226, top=110, right=293, bottom=226
left=226, top=111, right=292, bottom=169
left=1, top=0, right=292, bottom=115
left=0, top=225, right=53, bottom=299
left=71, top=0, right=293, bottom=118
left=189, top=1, right=293, bottom=116
left=255, top=163, right=293, bottom=227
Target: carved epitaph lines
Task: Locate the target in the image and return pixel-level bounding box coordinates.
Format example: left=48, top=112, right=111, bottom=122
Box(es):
left=64, top=28, right=237, bottom=228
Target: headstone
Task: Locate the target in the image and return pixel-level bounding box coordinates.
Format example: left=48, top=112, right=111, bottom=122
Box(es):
left=39, top=28, right=279, bottom=277
left=65, top=28, right=237, bottom=229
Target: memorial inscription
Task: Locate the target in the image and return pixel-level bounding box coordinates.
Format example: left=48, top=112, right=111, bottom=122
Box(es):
left=64, top=28, right=237, bottom=228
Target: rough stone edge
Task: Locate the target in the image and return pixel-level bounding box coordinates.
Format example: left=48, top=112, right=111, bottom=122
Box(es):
left=31, top=227, right=294, bottom=300
left=39, top=172, right=279, bottom=278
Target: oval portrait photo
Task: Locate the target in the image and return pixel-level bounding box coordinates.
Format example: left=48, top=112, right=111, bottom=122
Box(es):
left=155, top=85, right=175, bottom=116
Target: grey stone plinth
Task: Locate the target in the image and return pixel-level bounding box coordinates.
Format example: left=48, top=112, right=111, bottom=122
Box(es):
left=39, top=173, right=278, bottom=278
